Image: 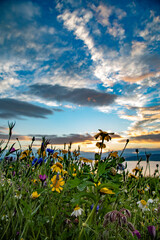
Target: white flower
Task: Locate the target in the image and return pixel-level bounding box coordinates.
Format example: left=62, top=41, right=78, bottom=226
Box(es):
left=71, top=205, right=83, bottom=217
left=145, top=185, right=150, bottom=191
left=15, top=193, right=22, bottom=199
left=1, top=215, right=8, bottom=221
left=137, top=200, right=150, bottom=212
left=147, top=199, right=154, bottom=204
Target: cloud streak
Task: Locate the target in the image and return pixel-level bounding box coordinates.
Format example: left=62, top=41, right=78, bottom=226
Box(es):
left=27, top=84, right=117, bottom=107
left=0, top=98, right=53, bottom=119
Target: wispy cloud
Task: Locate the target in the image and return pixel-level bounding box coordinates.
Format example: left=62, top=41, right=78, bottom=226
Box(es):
left=128, top=131, right=160, bottom=143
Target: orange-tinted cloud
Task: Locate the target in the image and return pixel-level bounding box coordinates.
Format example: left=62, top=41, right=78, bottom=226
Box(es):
left=122, top=71, right=160, bottom=83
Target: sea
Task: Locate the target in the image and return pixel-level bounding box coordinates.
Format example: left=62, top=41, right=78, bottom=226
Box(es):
left=125, top=160, right=159, bottom=176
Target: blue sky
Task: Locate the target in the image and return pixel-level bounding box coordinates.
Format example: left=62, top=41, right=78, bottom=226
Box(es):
left=0, top=0, right=160, bottom=153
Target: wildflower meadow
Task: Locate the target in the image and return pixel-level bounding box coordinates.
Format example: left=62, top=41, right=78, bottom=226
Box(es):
left=0, top=123, right=160, bottom=240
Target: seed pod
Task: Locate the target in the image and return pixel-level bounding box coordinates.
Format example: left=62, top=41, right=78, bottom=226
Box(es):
left=128, top=222, right=135, bottom=231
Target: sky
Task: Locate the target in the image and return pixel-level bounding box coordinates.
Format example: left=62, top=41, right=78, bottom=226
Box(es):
left=0, top=0, right=160, bottom=155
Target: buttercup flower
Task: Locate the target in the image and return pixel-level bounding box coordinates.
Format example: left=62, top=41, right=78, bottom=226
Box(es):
left=50, top=174, right=64, bottom=193
left=100, top=187, right=115, bottom=194
left=31, top=191, right=40, bottom=199
left=71, top=205, right=83, bottom=217
left=51, top=162, right=63, bottom=173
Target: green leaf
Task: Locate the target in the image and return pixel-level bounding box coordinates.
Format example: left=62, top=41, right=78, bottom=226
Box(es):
left=77, top=181, right=94, bottom=191
left=98, top=182, right=120, bottom=191
left=71, top=192, right=96, bottom=203
left=67, top=178, right=81, bottom=189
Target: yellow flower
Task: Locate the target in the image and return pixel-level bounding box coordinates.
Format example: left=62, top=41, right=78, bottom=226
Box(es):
left=31, top=191, right=40, bottom=199
left=51, top=162, right=63, bottom=173
left=94, top=129, right=113, bottom=141
left=62, top=150, right=68, bottom=154
left=32, top=179, right=38, bottom=184
left=138, top=189, right=145, bottom=194
left=52, top=152, right=59, bottom=158
left=94, top=181, right=101, bottom=187
left=50, top=174, right=65, bottom=193
left=20, top=149, right=32, bottom=160
left=132, top=166, right=142, bottom=173
left=100, top=187, right=115, bottom=194
left=128, top=173, right=139, bottom=179
left=73, top=151, right=80, bottom=157
left=62, top=170, right=68, bottom=175
left=58, top=156, right=64, bottom=161
left=72, top=173, right=77, bottom=177
left=96, top=142, right=106, bottom=149
left=109, top=151, right=118, bottom=158
left=30, top=156, right=35, bottom=161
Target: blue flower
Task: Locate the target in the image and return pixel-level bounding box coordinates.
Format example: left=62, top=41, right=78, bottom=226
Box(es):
left=47, top=148, right=54, bottom=154
left=117, top=163, right=126, bottom=171
left=90, top=204, right=99, bottom=211
left=37, top=157, right=43, bottom=164
left=32, top=158, right=38, bottom=166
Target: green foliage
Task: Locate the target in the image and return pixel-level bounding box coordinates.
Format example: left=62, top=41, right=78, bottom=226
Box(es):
left=0, top=127, right=160, bottom=239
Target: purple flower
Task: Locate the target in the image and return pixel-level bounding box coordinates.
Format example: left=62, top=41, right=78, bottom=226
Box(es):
left=12, top=171, right=16, bottom=176
left=147, top=226, right=156, bottom=239
left=10, top=147, right=15, bottom=153
left=39, top=174, right=47, bottom=182
left=133, top=230, right=141, bottom=239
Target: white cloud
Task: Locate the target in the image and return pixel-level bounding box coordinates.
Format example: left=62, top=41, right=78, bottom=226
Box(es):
left=138, top=11, right=160, bottom=42
left=131, top=41, right=147, bottom=56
